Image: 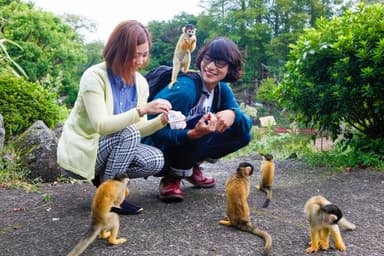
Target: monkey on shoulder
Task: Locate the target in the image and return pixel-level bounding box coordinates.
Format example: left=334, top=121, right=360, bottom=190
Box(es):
left=169, top=24, right=197, bottom=89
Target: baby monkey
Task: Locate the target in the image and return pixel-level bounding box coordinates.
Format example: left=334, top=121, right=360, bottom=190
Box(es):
left=170, top=24, right=197, bottom=89
left=219, top=162, right=272, bottom=256
left=255, top=153, right=274, bottom=208
left=304, top=195, right=356, bottom=254
left=67, top=173, right=130, bottom=256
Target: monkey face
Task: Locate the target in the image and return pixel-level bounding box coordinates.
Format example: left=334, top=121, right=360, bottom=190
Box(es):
left=237, top=162, right=254, bottom=176
left=183, top=24, right=196, bottom=38
left=186, top=29, right=195, bottom=38
left=261, top=153, right=273, bottom=161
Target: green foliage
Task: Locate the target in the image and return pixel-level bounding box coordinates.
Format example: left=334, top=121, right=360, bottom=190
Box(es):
left=227, top=127, right=315, bottom=160
left=257, top=78, right=278, bottom=104
left=83, top=41, right=104, bottom=69
left=254, top=78, right=292, bottom=127
left=303, top=142, right=384, bottom=171
left=0, top=38, right=28, bottom=78
left=1, top=0, right=88, bottom=106
left=0, top=145, right=40, bottom=190
left=228, top=127, right=384, bottom=171
left=0, top=156, right=29, bottom=185
left=146, top=13, right=200, bottom=71
left=279, top=3, right=384, bottom=143
left=0, top=73, right=67, bottom=138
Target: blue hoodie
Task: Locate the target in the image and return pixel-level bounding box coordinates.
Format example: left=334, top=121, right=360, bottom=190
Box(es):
left=144, top=75, right=252, bottom=147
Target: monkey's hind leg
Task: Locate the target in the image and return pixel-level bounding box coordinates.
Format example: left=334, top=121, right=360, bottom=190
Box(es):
left=330, top=226, right=346, bottom=251
left=106, top=213, right=127, bottom=245
left=256, top=185, right=272, bottom=208
left=170, top=61, right=182, bottom=89
left=262, top=188, right=272, bottom=208
left=319, top=228, right=330, bottom=250
left=99, top=230, right=111, bottom=239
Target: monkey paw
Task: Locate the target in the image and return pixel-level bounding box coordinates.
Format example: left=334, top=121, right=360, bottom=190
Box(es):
left=305, top=246, right=319, bottom=253
left=218, top=218, right=231, bottom=226
left=320, top=242, right=329, bottom=250
left=99, top=231, right=111, bottom=239
left=109, top=237, right=127, bottom=245
left=335, top=243, right=346, bottom=251
left=168, top=80, right=177, bottom=89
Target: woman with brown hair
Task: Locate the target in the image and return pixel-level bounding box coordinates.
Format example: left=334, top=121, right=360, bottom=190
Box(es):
left=57, top=20, right=172, bottom=214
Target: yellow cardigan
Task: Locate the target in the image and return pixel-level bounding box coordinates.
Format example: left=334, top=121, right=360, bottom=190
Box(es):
left=57, top=62, right=165, bottom=180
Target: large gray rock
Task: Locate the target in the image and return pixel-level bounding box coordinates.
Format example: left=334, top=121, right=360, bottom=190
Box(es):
left=0, top=114, right=4, bottom=155
left=13, top=120, right=61, bottom=182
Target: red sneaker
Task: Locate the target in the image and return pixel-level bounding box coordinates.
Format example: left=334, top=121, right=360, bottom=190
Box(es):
left=185, top=166, right=216, bottom=188
left=159, top=177, right=184, bottom=202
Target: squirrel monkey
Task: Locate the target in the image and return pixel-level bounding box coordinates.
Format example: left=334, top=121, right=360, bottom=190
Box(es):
left=67, top=173, right=130, bottom=256
left=255, top=154, right=275, bottom=208
left=169, top=24, right=197, bottom=89
left=219, top=162, right=272, bottom=256
left=304, top=195, right=356, bottom=254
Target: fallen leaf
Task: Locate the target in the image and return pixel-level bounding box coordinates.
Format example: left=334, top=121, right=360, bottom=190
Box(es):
left=12, top=207, right=26, bottom=212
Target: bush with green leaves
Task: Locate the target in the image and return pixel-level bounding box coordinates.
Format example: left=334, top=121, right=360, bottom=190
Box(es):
left=257, top=78, right=278, bottom=105
left=0, top=73, right=67, bottom=139
left=279, top=3, right=384, bottom=142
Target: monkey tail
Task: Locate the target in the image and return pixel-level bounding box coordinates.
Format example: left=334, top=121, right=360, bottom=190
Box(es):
left=338, top=217, right=356, bottom=231
left=239, top=224, right=272, bottom=256
left=67, top=223, right=101, bottom=256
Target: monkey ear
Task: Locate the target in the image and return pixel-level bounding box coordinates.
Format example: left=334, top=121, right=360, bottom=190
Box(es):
left=247, top=166, right=253, bottom=176
left=329, top=214, right=338, bottom=224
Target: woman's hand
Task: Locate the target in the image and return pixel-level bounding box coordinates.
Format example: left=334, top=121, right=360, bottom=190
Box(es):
left=188, top=112, right=217, bottom=139
left=215, top=110, right=235, bottom=133
left=140, top=99, right=172, bottom=115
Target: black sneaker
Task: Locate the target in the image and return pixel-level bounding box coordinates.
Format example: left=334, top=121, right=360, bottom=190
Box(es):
left=111, top=200, right=143, bottom=215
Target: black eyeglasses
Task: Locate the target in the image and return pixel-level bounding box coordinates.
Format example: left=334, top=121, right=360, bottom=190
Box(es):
left=202, top=55, right=228, bottom=69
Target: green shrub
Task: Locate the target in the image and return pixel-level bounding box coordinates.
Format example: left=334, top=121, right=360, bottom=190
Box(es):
left=280, top=3, right=384, bottom=141
left=0, top=73, right=67, bottom=139
left=227, top=127, right=315, bottom=160
left=257, top=78, right=278, bottom=104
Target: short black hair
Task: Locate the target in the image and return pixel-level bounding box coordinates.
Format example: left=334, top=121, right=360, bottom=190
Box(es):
left=196, top=37, right=243, bottom=83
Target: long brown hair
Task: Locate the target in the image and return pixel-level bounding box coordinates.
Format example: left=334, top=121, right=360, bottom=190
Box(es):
left=103, top=20, right=152, bottom=84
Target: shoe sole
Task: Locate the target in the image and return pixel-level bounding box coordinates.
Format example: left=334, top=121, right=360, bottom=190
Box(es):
left=111, top=206, right=144, bottom=215
left=158, top=194, right=184, bottom=203
left=185, top=179, right=216, bottom=188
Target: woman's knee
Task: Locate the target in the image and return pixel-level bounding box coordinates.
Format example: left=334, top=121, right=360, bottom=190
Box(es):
left=120, top=126, right=140, bottom=143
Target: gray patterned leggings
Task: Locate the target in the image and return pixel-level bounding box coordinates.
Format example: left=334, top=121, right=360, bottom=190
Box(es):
left=95, top=126, right=164, bottom=181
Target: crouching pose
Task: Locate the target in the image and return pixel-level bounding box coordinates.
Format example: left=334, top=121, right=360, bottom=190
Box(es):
left=58, top=20, right=172, bottom=214
left=143, top=37, right=252, bottom=202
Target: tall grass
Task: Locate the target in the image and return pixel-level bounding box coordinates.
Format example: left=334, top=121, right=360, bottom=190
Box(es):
left=228, top=127, right=384, bottom=171
left=227, top=127, right=315, bottom=160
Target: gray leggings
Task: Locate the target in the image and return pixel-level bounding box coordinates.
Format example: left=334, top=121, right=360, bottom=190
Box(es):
left=95, top=126, right=164, bottom=181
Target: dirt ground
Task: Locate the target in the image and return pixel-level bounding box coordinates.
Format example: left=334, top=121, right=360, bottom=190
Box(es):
left=1, top=155, right=383, bottom=256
